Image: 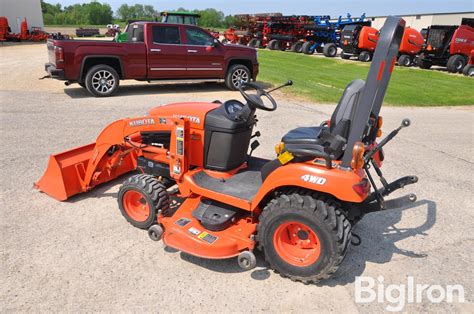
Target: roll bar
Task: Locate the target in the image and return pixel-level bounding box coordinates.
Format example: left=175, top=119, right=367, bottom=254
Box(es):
left=341, top=16, right=405, bottom=168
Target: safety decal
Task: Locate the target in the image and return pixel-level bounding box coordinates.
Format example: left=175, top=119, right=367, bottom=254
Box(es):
left=188, top=227, right=201, bottom=236
left=198, top=231, right=218, bottom=244
left=175, top=217, right=191, bottom=227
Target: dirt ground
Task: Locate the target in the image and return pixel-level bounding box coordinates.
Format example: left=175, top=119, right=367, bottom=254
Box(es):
left=0, top=43, right=473, bottom=312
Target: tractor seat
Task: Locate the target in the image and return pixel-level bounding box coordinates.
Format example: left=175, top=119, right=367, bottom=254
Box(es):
left=281, top=79, right=365, bottom=159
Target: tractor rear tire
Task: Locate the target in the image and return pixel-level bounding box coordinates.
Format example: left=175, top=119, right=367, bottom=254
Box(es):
left=302, top=41, right=314, bottom=55
left=85, top=64, right=120, bottom=97
left=257, top=192, right=352, bottom=283
left=340, top=51, right=350, bottom=60
left=268, top=39, right=278, bottom=50
left=118, top=174, right=169, bottom=229
left=358, top=51, right=372, bottom=62
left=323, top=43, right=337, bottom=58
left=398, top=54, right=412, bottom=67
left=446, top=55, right=466, bottom=73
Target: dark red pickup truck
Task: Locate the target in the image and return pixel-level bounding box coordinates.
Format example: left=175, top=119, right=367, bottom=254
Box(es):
left=45, top=22, right=259, bottom=97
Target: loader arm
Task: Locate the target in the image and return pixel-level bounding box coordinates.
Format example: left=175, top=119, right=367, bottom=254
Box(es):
left=35, top=116, right=180, bottom=201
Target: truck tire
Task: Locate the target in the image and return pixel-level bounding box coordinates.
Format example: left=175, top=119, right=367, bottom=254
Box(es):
left=398, top=54, right=412, bottom=67
left=447, top=55, right=466, bottom=73
left=118, top=174, right=169, bottom=230
left=84, top=64, right=120, bottom=97
left=340, top=51, right=350, bottom=60
left=225, top=64, right=251, bottom=90
left=268, top=39, right=278, bottom=50
left=323, top=43, right=337, bottom=57
left=302, top=41, right=314, bottom=55
left=358, top=51, right=372, bottom=62
left=257, top=192, right=351, bottom=284
left=463, top=64, right=473, bottom=77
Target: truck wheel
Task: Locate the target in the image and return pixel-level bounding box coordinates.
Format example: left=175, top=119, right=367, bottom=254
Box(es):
left=302, top=41, right=314, bottom=55
left=225, top=64, right=250, bottom=90
left=118, top=174, right=169, bottom=229
left=323, top=43, right=337, bottom=57
left=340, top=51, right=350, bottom=60
left=447, top=55, right=466, bottom=73
left=248, top=38, right=258, bottom=48
left=398, top=54, right=412, bottom=67
left=463, top=64, right=473, bottom=77
left=85, top=64, right=120, bottom=97
left=268, top=39, right=278, bottom=50
left=358, top=51, right=372, bottom=62
left=257, top=193, right=352, bottom=283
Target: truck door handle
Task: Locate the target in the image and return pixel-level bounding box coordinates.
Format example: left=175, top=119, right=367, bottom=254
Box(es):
left=187, top=49, right=198, bottom=53
left=150, top=48, right=161, bottom=52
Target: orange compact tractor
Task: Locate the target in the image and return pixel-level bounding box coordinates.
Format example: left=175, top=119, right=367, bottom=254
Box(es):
left=36, top=17, right=417, bottom=283
left=340, top=24, right=379, bottom=62
left=397, top=27, right=424, bottom=67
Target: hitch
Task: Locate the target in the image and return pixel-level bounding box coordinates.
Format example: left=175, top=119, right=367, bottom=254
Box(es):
left=363, top=193, right=417, bottom=214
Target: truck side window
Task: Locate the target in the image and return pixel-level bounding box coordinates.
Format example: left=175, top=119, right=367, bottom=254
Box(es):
left=152, top=26, right=181, bottom=45
left=128, top=24, right=144, bottom=42
left=185, top=28, right=213, bottom=46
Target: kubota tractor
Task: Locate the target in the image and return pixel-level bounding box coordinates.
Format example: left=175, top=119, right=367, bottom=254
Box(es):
left=340, top=24, right=379, bottom=62
left=35, top=17, right=417, bottom=283
left=397, top=27, right=424, bottom=67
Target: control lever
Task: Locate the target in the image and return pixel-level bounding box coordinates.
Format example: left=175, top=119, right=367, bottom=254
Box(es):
left=251, top=131, right=261, bottom=139
left=267, top=80, right=293, bottom=93
left=248, top=140, right=260, bottom=159
left=364, top=118, right=411, bottom=163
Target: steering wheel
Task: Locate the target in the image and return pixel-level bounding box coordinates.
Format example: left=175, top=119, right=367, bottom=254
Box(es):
left=239, top=82, right=277, bottom=111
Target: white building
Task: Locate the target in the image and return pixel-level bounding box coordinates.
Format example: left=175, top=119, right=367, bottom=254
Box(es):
left=0, top=0, right=44, bottom=33
left=367, top=11, right=474, bottom=31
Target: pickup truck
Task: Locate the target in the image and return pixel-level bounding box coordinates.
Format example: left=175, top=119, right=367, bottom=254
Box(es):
left=45, top=22, right=259, bottom=97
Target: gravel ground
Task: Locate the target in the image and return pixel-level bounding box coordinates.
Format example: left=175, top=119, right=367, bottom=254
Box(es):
left=1, top=43, right=473, bottom=312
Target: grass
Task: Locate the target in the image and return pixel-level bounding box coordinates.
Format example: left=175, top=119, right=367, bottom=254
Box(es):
left=258, top=50, right=474, bottom=106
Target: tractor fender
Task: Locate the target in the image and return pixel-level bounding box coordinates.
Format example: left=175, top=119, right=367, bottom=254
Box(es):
left=251, top=162, right=367, bottom=208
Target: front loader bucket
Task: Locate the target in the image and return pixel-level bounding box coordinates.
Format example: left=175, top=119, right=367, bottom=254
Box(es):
left=34, top=143, right=96, bottom=201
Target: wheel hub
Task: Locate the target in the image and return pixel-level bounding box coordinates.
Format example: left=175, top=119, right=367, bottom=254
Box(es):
left=273, top=221, right=321, bottom=266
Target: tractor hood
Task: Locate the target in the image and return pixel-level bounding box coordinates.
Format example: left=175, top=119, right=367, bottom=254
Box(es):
left=148, top=102, right=220, bottom=130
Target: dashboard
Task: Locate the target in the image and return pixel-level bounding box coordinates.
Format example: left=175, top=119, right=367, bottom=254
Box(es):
left=223, top=100, right=245, bottom=120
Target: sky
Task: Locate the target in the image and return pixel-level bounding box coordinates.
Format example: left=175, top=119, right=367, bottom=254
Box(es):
left=48, top=0, right=474, bottom=16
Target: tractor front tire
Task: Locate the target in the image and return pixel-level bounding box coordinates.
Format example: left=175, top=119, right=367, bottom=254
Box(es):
left=323, top=43, right=337, bottom=57
left=290, top=41, right=303, bottom=53
left=248, top=38, right=258, bottom=48
left=417, top=55, right=432, bottom=69
left=447, top=55, right=466, bottom=73
left=257, top=193, right=352, bottom=283
left=84, top=64, right=120, bottom=97
left=268, top=39, right=278, bottom=50
left=118, top=174, right=169, bottom=229
left=302, top=41, right=314, bottom=55
left=398, top=54, right=412, bottom=67
left=462, top=64, right=473, bottom=77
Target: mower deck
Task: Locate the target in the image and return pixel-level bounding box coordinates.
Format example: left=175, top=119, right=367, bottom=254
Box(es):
left=160, top=196, right=257, bottom=259
left=192, top=157, right=268, bottom=201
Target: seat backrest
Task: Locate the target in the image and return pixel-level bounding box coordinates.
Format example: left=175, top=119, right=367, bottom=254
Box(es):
left=329, top=79, right=365, bottom=140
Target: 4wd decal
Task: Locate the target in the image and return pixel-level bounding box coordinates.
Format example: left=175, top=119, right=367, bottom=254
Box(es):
left=301, top=174, right=327, bottom=185
left=129, top=118, right=155, bottom=127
